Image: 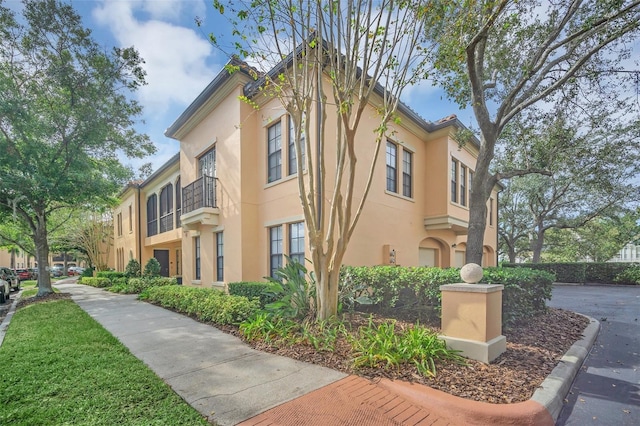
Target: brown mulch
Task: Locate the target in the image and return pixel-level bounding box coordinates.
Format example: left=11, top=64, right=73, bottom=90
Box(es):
left=2, top=292, right=589, bottom=405
left=221, top=306, right=590, bottom=404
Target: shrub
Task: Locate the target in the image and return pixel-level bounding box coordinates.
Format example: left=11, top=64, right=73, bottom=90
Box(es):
left=96, top=271, right=126, bottom=281
left=109, top=277, right=177, bottom=294
left=139, top=286, right=260, bottom=325
left=79, top=277, right=111, bottom=288
left=614, top=264, right=640, bottom=285
left=124, top=259, right=141, bottom=278
left=81, top=267, right=94, bottom=278
left=503, top=262, right=583, bottom=283
left=143, top=258, right=161, bottom=277
left=228, top=281, right=277, bottom=307
left=481, top=267, right=554, bottom=327
left=264, top=257, right=316, bottom=319
left=350, top=318, right=466, bottom=377
left=585, top=262, right=632, bottom=283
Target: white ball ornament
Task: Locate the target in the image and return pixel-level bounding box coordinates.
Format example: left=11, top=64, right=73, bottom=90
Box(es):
left=460, top=263, right=483, bottom=284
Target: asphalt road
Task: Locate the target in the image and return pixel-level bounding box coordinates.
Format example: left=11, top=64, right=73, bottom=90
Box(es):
left=549, top=285, right=640, bottom=426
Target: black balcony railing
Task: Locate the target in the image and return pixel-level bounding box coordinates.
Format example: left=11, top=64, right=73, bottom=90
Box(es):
left=182, top=175, right=217, bottom=215
left=159, top=213, right=174, bottom=233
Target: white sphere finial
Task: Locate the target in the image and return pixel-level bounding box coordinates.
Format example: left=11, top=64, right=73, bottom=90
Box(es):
left=460, top=263, right=483, bottom=284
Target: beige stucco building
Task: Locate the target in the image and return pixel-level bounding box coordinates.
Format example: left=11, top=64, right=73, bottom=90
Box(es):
left=114, top=60, right=499, bottom=289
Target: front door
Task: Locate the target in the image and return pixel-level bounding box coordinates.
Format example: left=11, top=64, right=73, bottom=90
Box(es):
left=153, top=250, right=170, bottom=277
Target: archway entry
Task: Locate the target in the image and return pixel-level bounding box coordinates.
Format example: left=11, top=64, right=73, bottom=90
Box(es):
left=453, top=242, right=467, bottom=268
left=482, top=246, right=496, bottom=267
left=418, top=238, right=448, bottom=267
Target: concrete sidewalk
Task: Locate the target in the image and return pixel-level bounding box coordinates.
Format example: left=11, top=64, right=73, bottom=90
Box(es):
left=57, top=282, right=346, bottom=426
left=37, top=281, right=598, bottom=426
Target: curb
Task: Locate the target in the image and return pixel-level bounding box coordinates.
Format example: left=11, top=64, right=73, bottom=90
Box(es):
left=0, top=293, right=21, bottom=348
left=530, top=314, right=600, bottom=421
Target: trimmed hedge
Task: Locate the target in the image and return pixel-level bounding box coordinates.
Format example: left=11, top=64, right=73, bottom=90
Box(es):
left=139, top=285, right=260, bottom=325
left=503, top=262, right=583, bottom=283
left=79, top=277, right=111, bottom=288
left=614, top=264, right=640, bottom=284
left=228, top=281, right=278, bottom=307
left=503, top=262, right=640, bottom=284
left=109, top=277, right=177, bottom=294
left=339, top=265, right=554, bottom=328
left=96, top=271, right=126, bottom=281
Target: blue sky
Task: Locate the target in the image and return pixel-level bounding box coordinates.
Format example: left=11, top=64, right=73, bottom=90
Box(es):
left=7, top=0, right=472, bottom=175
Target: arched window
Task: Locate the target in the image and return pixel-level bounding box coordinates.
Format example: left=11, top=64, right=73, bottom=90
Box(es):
left=159, top=184, right=173, bottom=233
left=147, top=194, right=158, bottom=237
left=175, top=177, right=181, bottom=228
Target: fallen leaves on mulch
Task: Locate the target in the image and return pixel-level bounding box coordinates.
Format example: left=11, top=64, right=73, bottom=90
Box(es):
left=227, top=307, right=590, bottom=404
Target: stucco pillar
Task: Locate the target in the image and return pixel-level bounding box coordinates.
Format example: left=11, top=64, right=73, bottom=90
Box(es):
left=439, top=263, right=506, bottom=363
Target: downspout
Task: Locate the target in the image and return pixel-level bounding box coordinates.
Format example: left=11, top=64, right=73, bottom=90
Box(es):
left=137, top=184, right=142, bottom=264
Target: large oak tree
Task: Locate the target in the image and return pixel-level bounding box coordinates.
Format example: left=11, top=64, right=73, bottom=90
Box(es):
left=0, top=0, right=155, bottom=295
left=424, top=0, right=640, bottom=264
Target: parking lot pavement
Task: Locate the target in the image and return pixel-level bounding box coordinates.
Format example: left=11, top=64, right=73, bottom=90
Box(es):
left=549, top=284, right=640, bottom=426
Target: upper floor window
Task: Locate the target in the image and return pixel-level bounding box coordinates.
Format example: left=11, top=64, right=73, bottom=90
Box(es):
left=175, top=176, right=181, bottom=228
left=451, top=159, right=458, bottom=203
left=460, top=166, right=467, bottom=207
left=402, top=150, right=412, bottom=198
left=116, top=212, right=123, bottom=236
left=289, top=222, right=305, bottom=266
left=489, top=197, right=494, bottom=226
left=128, top=206, right=132, bottom=232
left=199, top=148, right=216, bottom=178
left=386, top=141, right=398, bottom=193
left=288, top=115, right=306, bottom=176
left=268, top=121, right=282, bottom=183
left=159, top=183, right=174, bottom=233
left=147, top=194, right=158, bottom=237
left=451, top=158, right=473, bottom=207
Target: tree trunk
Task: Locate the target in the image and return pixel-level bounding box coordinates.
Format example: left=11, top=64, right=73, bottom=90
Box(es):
left=531, top=230, right=545, bottom=263
left=34, top=214, right=53, bottom=296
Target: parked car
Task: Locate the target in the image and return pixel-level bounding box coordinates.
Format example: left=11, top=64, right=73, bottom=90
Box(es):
left=0, top=267, right=19, bottom=292
left=29, top=268, right=38, bottom=279
left=0, top=279, right=9, bottom=304
left=50, top=266, right=63, bottom=278
left=67, top=266, right=85, bottom=276
left=14, top=268, right=31, bottom=281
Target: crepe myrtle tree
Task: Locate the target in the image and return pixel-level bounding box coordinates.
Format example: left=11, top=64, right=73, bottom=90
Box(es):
left=208, top=0, right=433, bottom=319
left=0, top=0, right=155, bottom=296
left=422, top=0, right=640, bottom=264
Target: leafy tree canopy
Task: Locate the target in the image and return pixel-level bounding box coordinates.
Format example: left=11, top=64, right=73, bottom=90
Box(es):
left=0, top=0, right=155, bottom=294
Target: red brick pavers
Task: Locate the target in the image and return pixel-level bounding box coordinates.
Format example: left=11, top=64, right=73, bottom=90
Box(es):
left=238, top=375, right=554, bottom=426
left=238, top=376, right=449, bottom=426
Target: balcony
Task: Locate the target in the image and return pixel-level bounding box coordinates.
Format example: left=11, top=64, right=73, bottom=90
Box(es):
left=424, top=215, right=468, bottom=235
left=180, top=176, right=219, bottom=230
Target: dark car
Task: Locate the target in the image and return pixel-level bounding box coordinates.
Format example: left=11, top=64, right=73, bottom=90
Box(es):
left=0, top=279, right=9, bottom=303
left=14, top=268, right=31, bottom=281
left=0, top=267, right=19, bottom=292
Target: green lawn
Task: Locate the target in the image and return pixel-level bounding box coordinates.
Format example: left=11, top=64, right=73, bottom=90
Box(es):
left=0, top=300, right=210, bottom=425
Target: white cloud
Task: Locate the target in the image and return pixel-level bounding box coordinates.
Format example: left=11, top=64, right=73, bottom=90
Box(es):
left=92, top=0, right=219, bottom=116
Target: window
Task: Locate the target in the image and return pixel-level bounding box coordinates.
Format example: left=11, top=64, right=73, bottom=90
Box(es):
left=468, top=171, right=473, bottom=206
left=176, top=248, right=181, bottom=276
left=199, top=148, right=216, bottom=178
left=194, top=236, right=201, bottom=280
left=117, top=212, right=123, bottom=236
left=216, top=232, right=224, bottom=282
left=288, top=115, right=306, bottom=175
left=489, top=197, right=494, bottom=226
left=175, top=177, right=181, bottom=228
left=386, top=141, right=397, bottom=192
left=159, top=183, right=174, bottom=233
left=460, top=166, right=467, bottom=207
left=147, top=194, right=158, bottom=237
left=267, top=121, right=282, bottom=183
left=451, top=159, right=458, bottom=203
left=402, top=150, right=412, bottom=198
left=269, top=226, right=283, bottom=278
left=128, top=205, right=132, bottom=232
left=289, top=222, right=305, bottom=266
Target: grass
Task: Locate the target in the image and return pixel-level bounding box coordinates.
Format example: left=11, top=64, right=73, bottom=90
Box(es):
left=0, top=300, right=210, bottom=425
